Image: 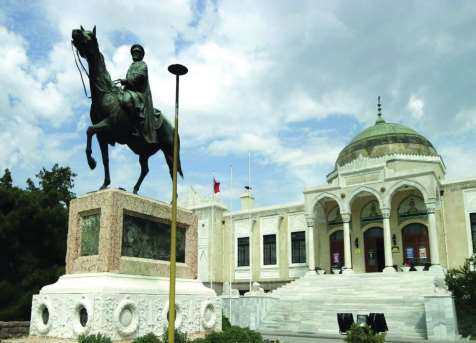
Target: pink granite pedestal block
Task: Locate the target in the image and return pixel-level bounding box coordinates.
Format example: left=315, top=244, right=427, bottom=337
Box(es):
left=65, top=189, right=198, bottom=279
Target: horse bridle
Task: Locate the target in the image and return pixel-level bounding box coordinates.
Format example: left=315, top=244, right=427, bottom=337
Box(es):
left=71, top=42, right=91, bottom=99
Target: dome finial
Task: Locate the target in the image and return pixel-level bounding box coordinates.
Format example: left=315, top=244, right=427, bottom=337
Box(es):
left=376, top=96, right=385, bottom=124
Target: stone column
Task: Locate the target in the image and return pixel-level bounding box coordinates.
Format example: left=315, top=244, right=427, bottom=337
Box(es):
left=426, top=203, right=442, bottom=271
left=305, top=215, right=316, bottom=272
left=381, top=208, right=395, bottom=272
left=341, top=213, right=353, bottom=272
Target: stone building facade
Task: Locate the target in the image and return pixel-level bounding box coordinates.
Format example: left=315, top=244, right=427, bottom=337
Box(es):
left=185, top=112, right=476, bottom=293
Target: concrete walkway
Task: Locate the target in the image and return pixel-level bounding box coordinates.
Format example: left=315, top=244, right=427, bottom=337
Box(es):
left=262, top=331, right=468, bottom=343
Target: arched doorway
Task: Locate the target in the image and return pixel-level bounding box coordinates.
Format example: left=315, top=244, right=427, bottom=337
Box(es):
left=364, top=227, right=385, bottom=272
left=402, top=223, right=430, bottom=266
left=329, top=230, right=344, bottom=269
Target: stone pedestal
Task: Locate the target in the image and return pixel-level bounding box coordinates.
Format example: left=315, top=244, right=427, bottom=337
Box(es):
left=424, top=295, right=459, bottom=341
left=221, top=295, right=277, bottom=330
left=30, top=189, right=220, bottom=341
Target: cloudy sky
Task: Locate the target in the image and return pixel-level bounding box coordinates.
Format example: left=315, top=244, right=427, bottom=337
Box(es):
left=1, top=0, right=476, bottom=209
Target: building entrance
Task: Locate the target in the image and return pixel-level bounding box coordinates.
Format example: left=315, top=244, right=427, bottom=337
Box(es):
left=364, top=227, right=385, bottom=272
left=329, top=230, right=344, bottom=270
left=402, top=223, right=430, bottom=267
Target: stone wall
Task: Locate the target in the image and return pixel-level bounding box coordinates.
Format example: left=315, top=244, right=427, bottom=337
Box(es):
left=0, top=321, right=29, bottom=339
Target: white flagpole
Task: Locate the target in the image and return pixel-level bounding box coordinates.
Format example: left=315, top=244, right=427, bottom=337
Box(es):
left=210, top=177, right=214, bottom=291
left=229, top=164, right=233, bottom=320
left=248, top=152, right=252, bottom=292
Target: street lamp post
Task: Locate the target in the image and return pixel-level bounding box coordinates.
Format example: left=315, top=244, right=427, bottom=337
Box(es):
left=167, top=63, right=188, bottom=343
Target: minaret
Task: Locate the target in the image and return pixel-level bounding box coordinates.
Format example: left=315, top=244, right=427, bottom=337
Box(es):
left=376, top=96, right=385, bottom=124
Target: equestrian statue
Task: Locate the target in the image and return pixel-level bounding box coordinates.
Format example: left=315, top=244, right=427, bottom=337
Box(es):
left=71, top=26, right=183, bottom=194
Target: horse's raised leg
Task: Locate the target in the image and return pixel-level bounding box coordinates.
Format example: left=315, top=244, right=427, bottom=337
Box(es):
left=86, top=126, right=97, bottom=169
left=86, top=118, right=111, bottom=170
left=133, top=155, right=149, bottom=194
left=98, top=138, right=111, bottom=190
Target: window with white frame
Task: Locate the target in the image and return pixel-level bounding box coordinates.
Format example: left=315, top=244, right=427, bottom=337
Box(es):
left=291, top=231, right=306, bottom=263
left=263, top=234, right=277, bottom=265
left=237, top=237, right=250, bottom=266
left=470, top=213, right=476, bottom=254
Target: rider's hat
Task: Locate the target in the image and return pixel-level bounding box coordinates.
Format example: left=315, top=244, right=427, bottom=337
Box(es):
left=130, top=44, right=145, bottom=56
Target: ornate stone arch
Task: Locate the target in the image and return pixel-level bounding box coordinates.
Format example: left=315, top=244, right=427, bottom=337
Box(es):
left=385, top=179, right=429, bottom=208
left=361, top=222, right=384, bottom=233
left=308, top=191, right=343, bottom=216
left=328, top=226, right=344, bottom=236
left=348, top=186, right=383, bottom=209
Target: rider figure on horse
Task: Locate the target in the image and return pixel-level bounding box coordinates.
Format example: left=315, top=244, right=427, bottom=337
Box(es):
left=120, top=44, right=158, bottom=144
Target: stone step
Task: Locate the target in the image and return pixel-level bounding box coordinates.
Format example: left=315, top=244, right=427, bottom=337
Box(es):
left=257, top=272, right=445, bottom=341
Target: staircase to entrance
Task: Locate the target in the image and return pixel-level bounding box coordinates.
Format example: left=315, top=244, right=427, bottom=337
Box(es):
left=258, top=271, right=445, bottom=340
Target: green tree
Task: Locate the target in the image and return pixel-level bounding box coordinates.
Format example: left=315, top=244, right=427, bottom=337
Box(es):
left=0, top=168, right=13, bottom=188
left=445, top=255, right=476, bottom=337
left=0, top=165, right=76, bottom=320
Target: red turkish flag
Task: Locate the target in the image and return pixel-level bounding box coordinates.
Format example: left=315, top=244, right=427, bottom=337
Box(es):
left=213, top=178, right=220, bottom=194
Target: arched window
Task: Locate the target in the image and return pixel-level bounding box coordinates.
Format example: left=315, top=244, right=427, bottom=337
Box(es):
left=327, top=207, right=343, bottom=226
left=360, top=200, right=383, bottom=225
left=398, top=195, right=427, bottom=222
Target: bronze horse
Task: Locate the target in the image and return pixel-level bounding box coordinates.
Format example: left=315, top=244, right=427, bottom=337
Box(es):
left=71, top=26, right=182, bottom=193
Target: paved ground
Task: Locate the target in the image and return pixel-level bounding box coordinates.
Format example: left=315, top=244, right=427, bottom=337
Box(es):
left=2, top=337, right=132, bottom=343
left=2, top=334, right=470, bottom=343
left=262, top=332, right=470, bottom=343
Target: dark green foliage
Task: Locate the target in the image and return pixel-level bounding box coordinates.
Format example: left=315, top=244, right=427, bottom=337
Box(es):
left=132, top=332, right=161, bottom=343
left=78, top=333, right=112, bottom=343
left=0, top=169, right=13, bottom=188
left=445, top=255, right=476, bottom=337
left=162, top=329, right=188, bottom=343
left=344, top=324, right=385, bottom=343
left=132, top=324, right=266, bottom=343
left=221, top=315, right=231, bottom=330
left=196, top=325, right=263, bottom=343
left=0, top=165, right=76, bottom=320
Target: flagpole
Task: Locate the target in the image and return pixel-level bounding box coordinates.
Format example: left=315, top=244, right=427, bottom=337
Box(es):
left=229, top=164, right=233, bottom=320
left=248, top=152, right=252, bottom=292
left=210, top=177, right=214, bottom=291
left=167, top=63, right=187, bottom=343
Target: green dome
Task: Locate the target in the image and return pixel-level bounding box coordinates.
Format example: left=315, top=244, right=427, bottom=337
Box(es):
left=336, top=117, right=438, bottom=167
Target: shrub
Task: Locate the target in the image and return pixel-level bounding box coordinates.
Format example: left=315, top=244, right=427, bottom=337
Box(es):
left=132, top=332, right=161, bottom=343
left=344, top=324, right=385, bottom=343
left=78, top=333, right=112, bottom=343
left=445, top=255, right=476, bottom=338
left=193, top=325, right=263, bottom=343
left=162, top=329, right=188, bottom=343
left=222, top=315, right=231, bottom=330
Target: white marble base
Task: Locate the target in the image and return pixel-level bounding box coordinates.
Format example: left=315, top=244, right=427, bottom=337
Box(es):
left=424, top=295, right=460, bottom=341
left=341, top=268, right=354, bottom=274
left=383, top=266, right=396, bottom=273
left=221, top=295, right=277, bottom=330
left=429, top=264, right=446, bottom=273
left=29, top=273, right=221, bottom=341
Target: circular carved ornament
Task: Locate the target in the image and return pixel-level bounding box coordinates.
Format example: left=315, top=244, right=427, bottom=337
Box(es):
left=114, top=298, right=139, bottom=337
left=200, top=301, right=217, bottom=330
left=162, top=302, right=183, bottom=329
left=73, top=298, right=92, bottom=336
left=35, top=298, right=53, bottom=335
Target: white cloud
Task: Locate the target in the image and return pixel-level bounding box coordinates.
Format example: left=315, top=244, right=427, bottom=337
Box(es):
left=439, top=145, right=476, bottom=180
left=407, top=95, right=425, bottom=119
left=3, top=1, right=476, bottom=207
left=0, top=26, right=79, bottom=169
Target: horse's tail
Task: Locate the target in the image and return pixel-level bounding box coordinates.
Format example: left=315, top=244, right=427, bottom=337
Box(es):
left=177, top=132, right=184, bottom=178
